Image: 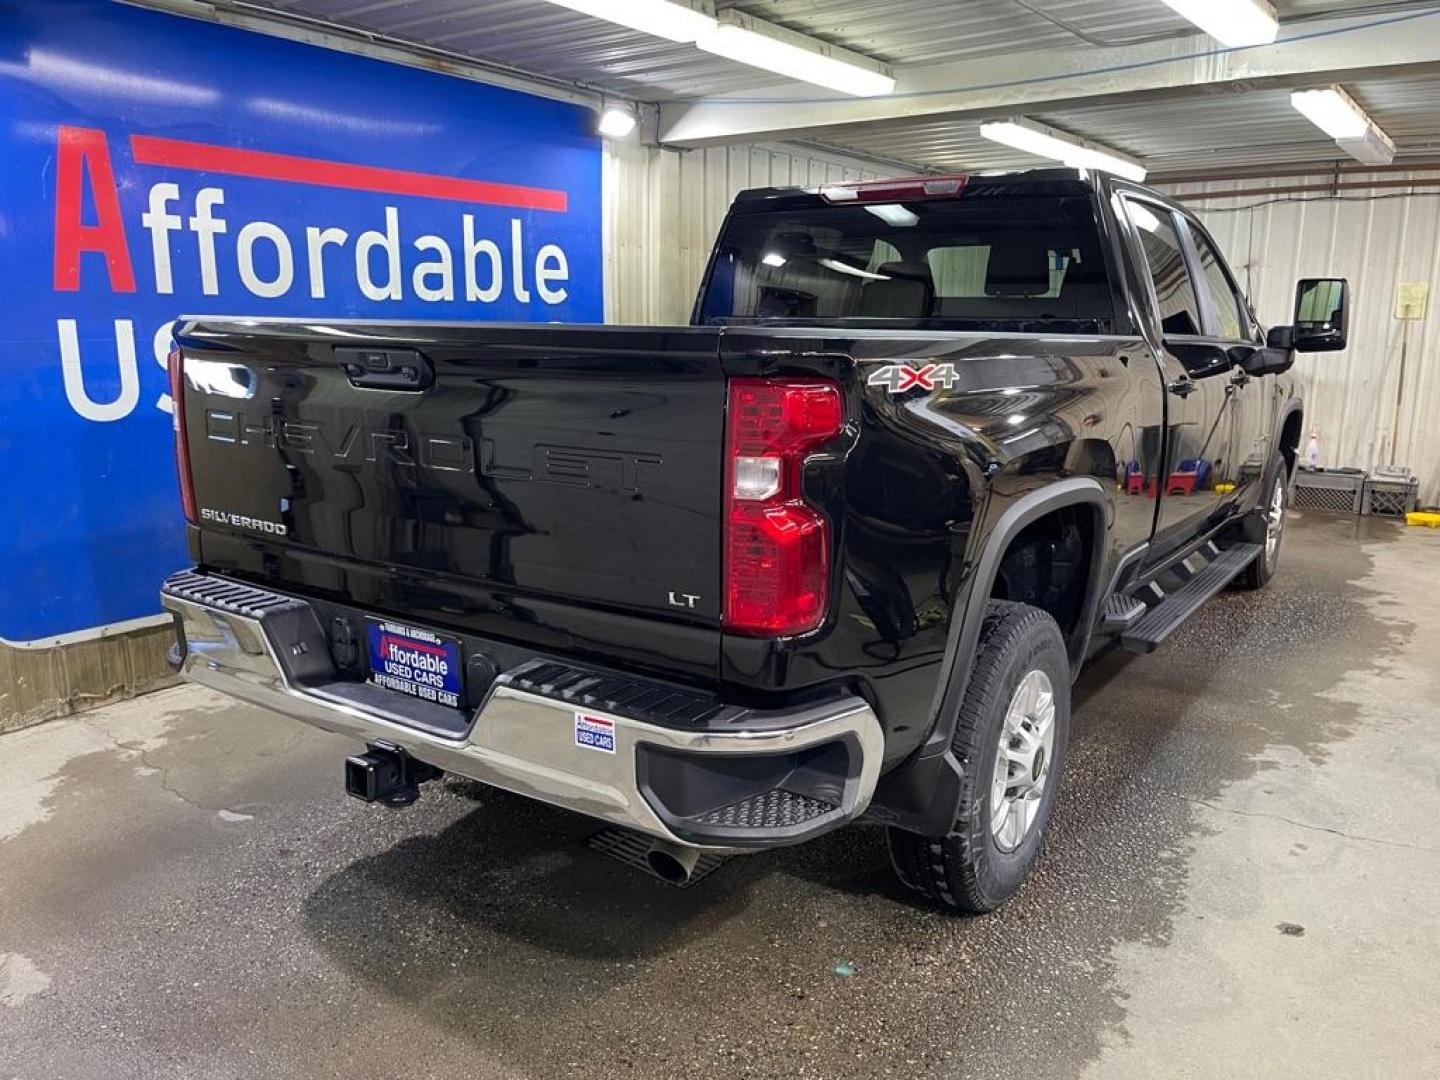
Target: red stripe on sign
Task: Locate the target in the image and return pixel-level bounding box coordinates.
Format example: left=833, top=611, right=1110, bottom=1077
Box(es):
left=381, top=634, right=446, bottom=657
left=129, top=134, right=568, bottom=213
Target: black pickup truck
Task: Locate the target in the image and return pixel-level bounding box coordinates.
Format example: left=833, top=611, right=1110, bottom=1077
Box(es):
left=162, top=169, right=1347, bottom=911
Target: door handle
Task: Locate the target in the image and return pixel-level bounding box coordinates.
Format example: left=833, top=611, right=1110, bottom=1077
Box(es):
left=1167, top=376, right=1197, bottom=398
left=337, top=347, right=434, bottom=391
left=1230, top=371, right=1251, bottom=387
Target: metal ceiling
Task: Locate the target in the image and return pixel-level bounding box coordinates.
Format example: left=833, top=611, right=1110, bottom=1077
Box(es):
left=239, top=0, right=1422, bottom=99
left=223, top=0, right=1440, bottom=177
left=821, top=72, right=1440, bottom=176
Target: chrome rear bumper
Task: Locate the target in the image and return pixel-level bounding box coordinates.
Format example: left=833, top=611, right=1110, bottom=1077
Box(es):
left=161, top=571, right=883, bottom=849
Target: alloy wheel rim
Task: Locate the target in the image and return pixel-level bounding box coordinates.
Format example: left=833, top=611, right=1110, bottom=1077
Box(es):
left=1266, top=478, right=1286, bottom=564
left=990, top=669, right=1057, bottom=853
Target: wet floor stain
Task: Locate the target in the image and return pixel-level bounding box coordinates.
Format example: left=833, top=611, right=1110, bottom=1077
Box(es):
left=0, top=954, right=52, bottom=1009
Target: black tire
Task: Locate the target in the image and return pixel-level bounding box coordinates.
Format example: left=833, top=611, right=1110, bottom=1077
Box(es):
left=1236, top=453, right=1288, bottom=590
left=887, top=601, right=1071, bottom=913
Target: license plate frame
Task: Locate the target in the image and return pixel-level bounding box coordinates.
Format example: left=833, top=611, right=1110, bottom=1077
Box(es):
left=365, top=618, right=463, bottom=709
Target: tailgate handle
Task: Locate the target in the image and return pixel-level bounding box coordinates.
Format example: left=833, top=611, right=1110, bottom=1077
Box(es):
left=337, top=347, right=434, bottom=391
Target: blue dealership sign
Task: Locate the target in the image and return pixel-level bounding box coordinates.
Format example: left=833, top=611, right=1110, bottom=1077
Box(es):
left=0, top=0, right=603, bottom=642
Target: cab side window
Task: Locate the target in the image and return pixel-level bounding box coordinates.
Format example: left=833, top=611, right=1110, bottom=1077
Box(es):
left=1125, top=200, right=1203, bottom=337
left=1189, top=228, right=1249, bottom=341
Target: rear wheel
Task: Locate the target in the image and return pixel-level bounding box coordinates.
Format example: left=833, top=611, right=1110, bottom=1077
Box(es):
left=887, top=601, right=1071, bottom=913
left=1237, top=453, right=1288, bottom=590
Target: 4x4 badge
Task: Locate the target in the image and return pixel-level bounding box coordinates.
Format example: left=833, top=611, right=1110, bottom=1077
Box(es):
left=867, top=362, right=962, bottom=394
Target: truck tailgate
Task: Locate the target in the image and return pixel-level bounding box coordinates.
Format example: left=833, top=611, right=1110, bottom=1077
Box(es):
left=174, top=320, right=726, bottom=663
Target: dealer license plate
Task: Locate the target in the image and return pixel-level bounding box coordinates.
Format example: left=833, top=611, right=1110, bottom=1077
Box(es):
left=366, top=618, right=463, bottom=708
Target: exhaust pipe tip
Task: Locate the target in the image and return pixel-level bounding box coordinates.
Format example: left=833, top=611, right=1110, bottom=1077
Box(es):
left=645, top=841, right=702, bottom=884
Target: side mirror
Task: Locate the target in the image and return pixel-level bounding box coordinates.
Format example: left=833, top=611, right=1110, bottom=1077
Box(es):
left=1238, top=345, right=1293, bottom=377
left=1291, top=277, right=1348, bottom=352
left=1163, top=338, right=1231, bottom=377
left=1266, top=325, right=1295, bottom=351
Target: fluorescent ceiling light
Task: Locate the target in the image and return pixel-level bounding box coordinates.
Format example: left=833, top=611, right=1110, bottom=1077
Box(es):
left=865, top=204, right=920, bottom=227
left=597, top=106, right=638, bottom=138
left=819, top=258, right=889, bottom=280
left=1161, top=0, right=1278, bottom=47
left=1337, top=125, right=1396, bottom=167
left=1291, top=86, right=1368, bottom=139
left=980, top=118, right=1147, bottom=182
left=761, top=252, right=787, bottom=267
left=540, top=0, right=716, bottom=44
left=1291, top=85, right=1396, bottom=166
left=696, top=10, right=895, bottom=97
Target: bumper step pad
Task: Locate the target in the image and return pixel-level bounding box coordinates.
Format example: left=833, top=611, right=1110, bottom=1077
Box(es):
left=692, top=789, right=837, bottom=829
left=509, top=659, right=740, bottom=729
left=162, top=569, right=306, bottom=618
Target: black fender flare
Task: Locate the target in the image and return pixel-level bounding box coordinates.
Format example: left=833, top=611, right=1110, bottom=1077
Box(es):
left=1276, top=398, right=1305, bottom=478
left=866, top=477, right=1110, bottom=837
left=1231, top=399, right=1303, bottom=547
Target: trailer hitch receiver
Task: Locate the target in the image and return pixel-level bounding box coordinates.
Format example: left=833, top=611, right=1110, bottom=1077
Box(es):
left=344, top=741, right=442, bottom=807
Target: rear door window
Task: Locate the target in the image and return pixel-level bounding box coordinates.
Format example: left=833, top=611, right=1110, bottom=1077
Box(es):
left=1187, top=226, right=1249, bottom=341
left=1124, top=199, right=1204, bottom=338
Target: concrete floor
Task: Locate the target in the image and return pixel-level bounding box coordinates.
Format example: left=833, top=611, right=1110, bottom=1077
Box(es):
left=2, top=511, right=1438, bottom=1079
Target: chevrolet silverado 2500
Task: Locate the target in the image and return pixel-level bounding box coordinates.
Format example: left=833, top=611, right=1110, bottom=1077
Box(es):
left=161, top=169, right=1348, bottom=910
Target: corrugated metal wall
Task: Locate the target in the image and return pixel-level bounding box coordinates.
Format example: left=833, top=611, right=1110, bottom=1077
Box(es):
left=1163, top=172, right=1440, bottom=507
left=603, top=139, right=883, bottom=325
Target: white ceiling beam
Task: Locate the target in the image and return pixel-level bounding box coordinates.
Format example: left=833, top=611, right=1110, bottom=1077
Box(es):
left=657, top=8, right=1440, bottom=148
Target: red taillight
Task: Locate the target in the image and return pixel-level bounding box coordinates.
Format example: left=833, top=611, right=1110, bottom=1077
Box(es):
left=818, top=174, right=968, bottom=204
left=724, top=379, right=843, bottom=637
left=167, top=346, right=196, bottom=524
